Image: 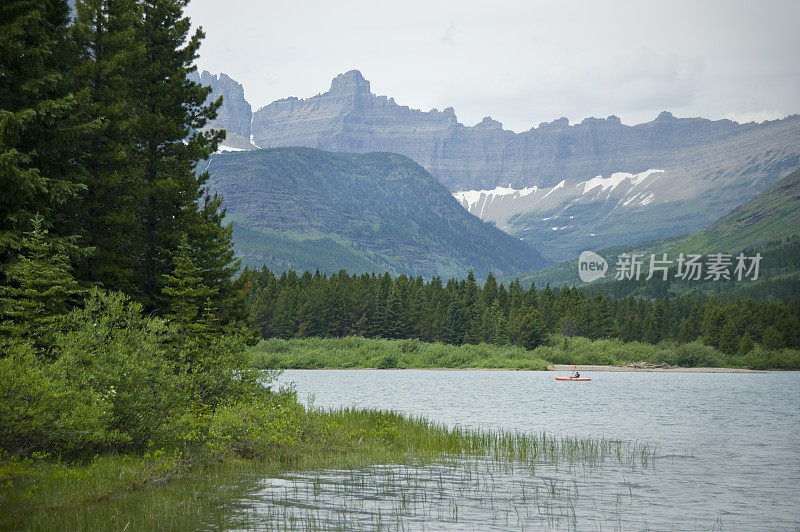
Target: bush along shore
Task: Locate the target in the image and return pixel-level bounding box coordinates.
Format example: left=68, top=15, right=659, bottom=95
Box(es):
left=248, top=335, right=800, bottom=370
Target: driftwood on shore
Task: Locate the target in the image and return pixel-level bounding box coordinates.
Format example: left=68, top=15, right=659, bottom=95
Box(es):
left=622, top=361, right=674, bottom=370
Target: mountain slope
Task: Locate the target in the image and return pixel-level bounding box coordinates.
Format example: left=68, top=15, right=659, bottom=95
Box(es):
left=518, top=167, right=800, bottom=294
left=677, top=167, right=800, bottom=253
left=201, top=69, right=800, bottom=194
left=206, top=148, right=547, bottom=278
left=454, top=123, right=799, bottom=260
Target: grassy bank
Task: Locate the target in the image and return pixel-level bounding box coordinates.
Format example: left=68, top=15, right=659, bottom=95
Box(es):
left=0, top=406, right=654, bottom=529
left=248, top=336, right=800, bottom=370
left=249, top=336, right=550, bottom=370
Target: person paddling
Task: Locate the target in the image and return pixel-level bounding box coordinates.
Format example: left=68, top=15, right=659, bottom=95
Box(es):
left=572, top=365, right=580, bottom=378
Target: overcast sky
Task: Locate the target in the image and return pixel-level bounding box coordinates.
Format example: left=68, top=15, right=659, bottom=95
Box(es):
left=185, top=0, right=800, bottom=132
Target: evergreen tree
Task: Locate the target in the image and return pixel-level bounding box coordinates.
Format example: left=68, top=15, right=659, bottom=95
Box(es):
left=132, top=0, right=228, bottom=312
left=478, top=306, right=495, bottom=343
left=297, top=287, right=325, bottom=338
left=161, top=235, right=215, bottom=342
left=496, top=283, right=509, bottom=315
left=762, top=325, right=784, bottom=351
left=0, top=216, right=82, bottom=348
left=462, top=271, right=481, bottom=344
left=677, top=303, right=703, bottom=343
left=191, top=191, right=242, bottom=322
left=239, top=264, right=800, bottom=358
left=1, top=0, right=89, bottom=271
left=445, top=299, right=466, bottom=345
left=524, top=283, right=539, bottom=309
left=539, top=283, right=555, bottom=330
left=71, top=0, right=144, bottom=294
left=515, top=310, right=545, bottom=350
left=508, top=278, right=524, bottom=309
left=589, top=294, right=613, bottom=339
left=718, top=318, right=739, bottom=356
left=428, top=300, right=447, bottom=342
left=737, top=331, right=754, bottom=355
left=492, top=307, right=509, bottom=346
left=701, top=303, right=725, bottom=348
left=271, top=289, right=299, bottom=339
left=482, top=272, right=497, bottom=307
left=383, top=277, right=409, bottom=339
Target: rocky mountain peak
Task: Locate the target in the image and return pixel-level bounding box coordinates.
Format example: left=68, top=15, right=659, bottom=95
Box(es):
left=188, top=70, right=252, bottom=141
left=329, top=70, right=371, bottom=95
left=538, top=117, right=570, bottom=129
left=475, top=116, right=503, bottom=129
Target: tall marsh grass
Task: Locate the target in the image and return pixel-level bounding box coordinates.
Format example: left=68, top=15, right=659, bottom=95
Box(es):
left=249, top=337, right=549, bottom=370
left=249, top=335, right=800, bottom=370
left=1, top=406, right=655, bottom=529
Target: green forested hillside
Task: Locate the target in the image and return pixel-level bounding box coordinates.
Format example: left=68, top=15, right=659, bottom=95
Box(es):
left=517, top=166, right=800, bottom=298
left=677, top=166, right=800, bottom=252
left=206, top=148, right=548, bottom=278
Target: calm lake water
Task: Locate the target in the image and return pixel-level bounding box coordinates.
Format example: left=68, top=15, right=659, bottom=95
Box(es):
left=232, top=370, right=800, bottom=530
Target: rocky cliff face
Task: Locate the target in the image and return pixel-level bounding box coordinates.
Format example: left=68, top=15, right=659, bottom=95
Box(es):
left=248, top=70, right=800, bottom=194
left=251, top=70, right=471, bottom=180
left=189, top=70, right=253, bottom=145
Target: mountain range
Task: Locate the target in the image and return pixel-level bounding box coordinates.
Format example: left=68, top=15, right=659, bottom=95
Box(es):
left=205, top=148, right=546, bottom=278
left=198, top=69, right=800, bottom=262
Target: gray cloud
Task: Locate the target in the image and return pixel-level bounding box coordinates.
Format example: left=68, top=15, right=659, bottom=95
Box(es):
left=186, top=0, right=800, bottom=131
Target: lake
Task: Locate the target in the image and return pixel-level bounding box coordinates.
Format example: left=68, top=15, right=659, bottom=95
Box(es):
left=230, top=369, right=800, bottom=530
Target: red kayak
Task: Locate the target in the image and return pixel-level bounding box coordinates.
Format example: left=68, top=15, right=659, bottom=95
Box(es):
left=555, top=377, right=591, bottom=381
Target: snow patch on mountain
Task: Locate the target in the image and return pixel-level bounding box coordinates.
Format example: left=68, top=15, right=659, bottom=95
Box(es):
left=541, top=180, right=566, bottom=200
left=216, top=145, right=249, bottom=153
left=639, top=192, right=656, bottom=206
left=580, top=169, right=663, bottom=196
left=453, top=184, right=538, bottom=216
left=454, top=169, right=665, bottom=222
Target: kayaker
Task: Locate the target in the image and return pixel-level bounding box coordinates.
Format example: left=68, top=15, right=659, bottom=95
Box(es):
left=572, top=366, right=580, bottom=378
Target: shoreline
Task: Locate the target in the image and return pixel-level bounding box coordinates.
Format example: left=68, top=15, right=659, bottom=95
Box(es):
left=548, top=364, right=768, bottom=373
left=272, top=365, right=771, bottom=373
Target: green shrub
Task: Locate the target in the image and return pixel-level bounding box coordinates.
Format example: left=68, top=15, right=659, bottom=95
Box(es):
left=206, top=392, right=308, bottom=459
left=1, top=289, right=264, bottom=457
left=53, top=290, right=183, bottom=449
left=664, top=342, right=721, bottom=368
left=0, top=342, right=115, bottom=455
left=377, top=354, right=398, bottom=369
left=178, top=329, right=257, bottom=407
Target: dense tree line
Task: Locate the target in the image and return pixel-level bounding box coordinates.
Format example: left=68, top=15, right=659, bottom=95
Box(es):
left=1, top=0, right=242, bottom=332
left=243, top=268, right=800, bottom=355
